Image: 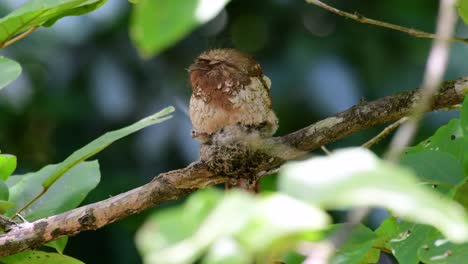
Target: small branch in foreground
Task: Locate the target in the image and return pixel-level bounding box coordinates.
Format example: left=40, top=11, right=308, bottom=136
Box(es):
left=362, top=117, right=408, bottom=148
left=305, top=0, right=468, bottom=44
left=0, top=76, right=467, bottom=256
left=386, top=0, right=458, bottom=161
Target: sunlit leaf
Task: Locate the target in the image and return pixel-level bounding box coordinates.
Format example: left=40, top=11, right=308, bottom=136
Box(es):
left=130, top=0, right=230, bottom=57
left=0, top=250, right=83, bottom=264
left=279, top=148, right=468, bottom=243
left=457, top=0, right=468, bottom=25
left=0, top=57, right=21, bottom=90
left=0, top=0, right=108, bottom=44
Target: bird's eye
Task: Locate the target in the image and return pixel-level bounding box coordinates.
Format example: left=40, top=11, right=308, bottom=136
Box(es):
left=209, top=60, right=220, bottom=65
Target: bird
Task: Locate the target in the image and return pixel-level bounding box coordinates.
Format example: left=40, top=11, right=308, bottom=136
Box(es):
left=187, top=48, right=278, bottom=192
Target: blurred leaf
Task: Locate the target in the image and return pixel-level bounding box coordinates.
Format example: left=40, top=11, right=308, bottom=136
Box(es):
left=458, top=0, right=468, bottom=25
left=238, top=194, right=329, bottom=255
left=0, top=180, right=9, bottom=201
left=42, top=0, right=108, bottom=27
left=136, top=188, right=222, bottom=257
left=6, top=161, right=100, bottom=220
left=0, top=0, right=108, bottom=44
left=0, top=250, right=83, bottom=264
left=0, top=200, right=15, bottom=214
left=137, top=190, right=329, bottom=264
left=130, top=0, right=230, bottom=57
left=400, top=151, right=464, bottom=194
left=202, top=237, right=251, bottom=264
left=41, top=106, right=174, bottom=188
left=145, top=191, right=257, bottom=264
left=0, top=57, right=21, bottom=90
left=279, top=148, right=468, bottom=243
left=45, top=237, right=68, bottom=254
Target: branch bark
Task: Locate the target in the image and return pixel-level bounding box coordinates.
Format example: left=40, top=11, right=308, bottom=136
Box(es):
left=1, top=76, right=468, bottom=256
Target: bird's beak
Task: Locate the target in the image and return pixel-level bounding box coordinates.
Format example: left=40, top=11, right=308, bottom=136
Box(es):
left=187, top=64, right=208, bottom=72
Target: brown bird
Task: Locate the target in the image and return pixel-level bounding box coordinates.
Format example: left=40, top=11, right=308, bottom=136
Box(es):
left=188, top=49, right=278, bottom=191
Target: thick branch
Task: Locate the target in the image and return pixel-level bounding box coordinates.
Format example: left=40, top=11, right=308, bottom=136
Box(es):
left=1, top=76, right=467, bottom=256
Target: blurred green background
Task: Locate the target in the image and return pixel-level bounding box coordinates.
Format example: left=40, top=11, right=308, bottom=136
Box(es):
left=0, top=0, right=467, bottom=263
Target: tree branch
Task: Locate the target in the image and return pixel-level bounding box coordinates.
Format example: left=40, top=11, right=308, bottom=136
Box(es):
left=1, top=76, right=468, bottom=256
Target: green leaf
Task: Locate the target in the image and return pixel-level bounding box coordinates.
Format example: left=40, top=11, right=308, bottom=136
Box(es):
left=0, top=57, right=21, bottom=90
left=457, top=0, right=468, bottom=25
left=418, top=232, right=468, bottom=264
left=330, top=224, right=378, bottom=264
left=0, top=154, right=17, bottom=181
left=390, top=221, right=437, bottom=264
left=6, top=161, right=100, bottom=220
left=45, top=237, right=68, bottom=254
left=0, top=180, right=9, bottom=201
left=400, top=151, right=464, bottom=194
left=454, top=180, right=468, bottom=210
left=279, top=148, right=468, bottom=243
left=0, top=250, right=84, bottom=264
left=0, top=0, right=108, bottom=44
left=374, top=216, right=399, bottom=250
left=405, top=119, right=463, bottom=162
left=41, top=106, right=173, bottom=188
left=0, top=200, right=15, bottom=214
left=130, top=0, right=230, bottom=57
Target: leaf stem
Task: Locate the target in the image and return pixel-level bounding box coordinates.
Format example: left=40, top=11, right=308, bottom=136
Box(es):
left=15, top=187, right=47, bottom=216
left=362, top=117, right=408, bottom=149
left=0, top=26, right=39, bottom=48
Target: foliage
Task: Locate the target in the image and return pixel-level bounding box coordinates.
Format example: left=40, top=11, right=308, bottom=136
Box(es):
left=130, top=0, right=230, bottom=57
left=457, top=0, right=468, bottom=25
left=1, top=0, right=468, bottom=263
left=0, top=106, right=174, bottom=262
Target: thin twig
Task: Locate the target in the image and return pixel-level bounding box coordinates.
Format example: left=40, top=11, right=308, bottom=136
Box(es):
left=386, top=0, right=458, bottom=161
left=0, top=26, right=39, bottom=49
left=362, top=117, right=408, bottom=148
left=305, top=0, right=468, bottom=44
left=320, top=145, right=332, bottom=155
